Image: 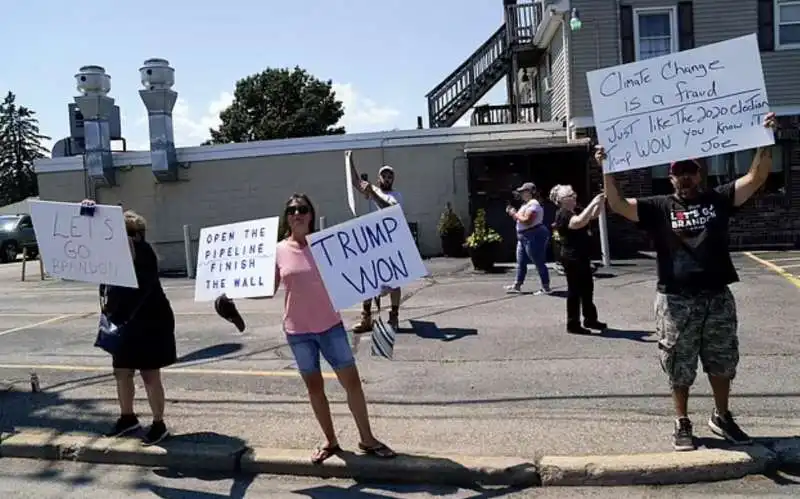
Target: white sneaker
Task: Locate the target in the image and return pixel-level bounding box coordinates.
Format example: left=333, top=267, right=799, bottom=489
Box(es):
left=533, top=288, right=552, bottom=296
left=504, top=284, right=522, bottom=294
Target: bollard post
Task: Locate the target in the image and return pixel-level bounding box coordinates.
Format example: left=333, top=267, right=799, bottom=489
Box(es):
left=598, top=205, right=611, bottom=267
left=183, top=224, right=195, bottom=279
left=20, top=248, right=27, bottom=282
left=319, top=216, right=327, bottom=230
left=30, top=371, right=40, bottom=392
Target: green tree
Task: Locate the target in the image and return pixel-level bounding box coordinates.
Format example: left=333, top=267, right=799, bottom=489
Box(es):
left=0, top=91, right=50, bottom=205
left=205, top=66, right=345, bottom=145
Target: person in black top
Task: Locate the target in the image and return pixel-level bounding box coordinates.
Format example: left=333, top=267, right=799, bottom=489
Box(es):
left=83, top=200, right=177, bottom=446
left=550, top=185, right=607, bottom=335
left=596, top=112, right=777, bottom=452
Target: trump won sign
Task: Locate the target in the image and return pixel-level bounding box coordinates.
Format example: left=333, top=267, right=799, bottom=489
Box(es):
left=307, top=204, right=428, bottom=311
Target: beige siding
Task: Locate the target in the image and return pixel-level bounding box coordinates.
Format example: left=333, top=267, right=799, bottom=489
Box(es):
left=569, top=0, right=622, bottom=120
left=37, top=144, right=471, bottom=271
left=549, top=24, right=568, bottom=121
left=38, top=171, right=89, bottom=203
left=568, top=0, right=800, bottom=120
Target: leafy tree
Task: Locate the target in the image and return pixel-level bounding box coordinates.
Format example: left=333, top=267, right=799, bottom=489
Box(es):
left=205, top=66, right=345, bottom=144
left=0, top=91, right=50, bottom=205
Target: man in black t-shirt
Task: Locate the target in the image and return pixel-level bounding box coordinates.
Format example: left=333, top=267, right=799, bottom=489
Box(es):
left=596, top=112, right=777, bottom=452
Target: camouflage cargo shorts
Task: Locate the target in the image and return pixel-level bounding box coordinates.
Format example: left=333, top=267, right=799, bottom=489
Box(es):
left=654, top=287, right=739, bottom=389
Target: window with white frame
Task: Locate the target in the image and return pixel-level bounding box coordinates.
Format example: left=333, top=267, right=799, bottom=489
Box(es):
left=633, top=8, right=678, bottom=60
left=777, top=0, right=800, bottom=48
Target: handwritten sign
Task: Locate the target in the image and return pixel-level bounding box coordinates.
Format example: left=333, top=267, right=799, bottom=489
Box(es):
left=587, top=34, right=775, bottom=173
left=194, top=217, right=279, bottom=301
left=307, top=204, right=428, bottom=311
left=29, top=200, right=138, bottom=288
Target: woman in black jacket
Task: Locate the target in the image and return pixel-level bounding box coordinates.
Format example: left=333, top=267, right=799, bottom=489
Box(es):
left=85, top=200, right=176, bottom=445
left=549, top=186, right=608, bottom=335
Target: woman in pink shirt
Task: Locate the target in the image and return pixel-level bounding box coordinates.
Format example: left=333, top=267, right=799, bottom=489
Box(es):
left=227, top=193, right=395, bottom=464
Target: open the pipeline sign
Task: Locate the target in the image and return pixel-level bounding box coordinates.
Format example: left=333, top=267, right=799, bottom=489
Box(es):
left=307, top=204, right=428, bottom=311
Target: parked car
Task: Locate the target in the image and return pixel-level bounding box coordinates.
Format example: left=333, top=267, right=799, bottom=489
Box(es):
left=0, top=214, right=38, bottom=263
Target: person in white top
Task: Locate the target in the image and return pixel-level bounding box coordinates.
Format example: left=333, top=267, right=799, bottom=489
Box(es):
left=352, top=164, right=404, bottom=332
left=505, top=182, right=552, bottom=294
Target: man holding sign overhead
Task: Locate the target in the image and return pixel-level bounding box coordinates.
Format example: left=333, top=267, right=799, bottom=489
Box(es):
left=347, top=151, right=405, bottom=333
left=596, top=111, right=777, bottom=452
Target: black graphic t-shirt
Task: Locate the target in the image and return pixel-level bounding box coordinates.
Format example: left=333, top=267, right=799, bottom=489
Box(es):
left=554, top=208, right=591, bottom=262
left=636, top=182, right=739, bottom=294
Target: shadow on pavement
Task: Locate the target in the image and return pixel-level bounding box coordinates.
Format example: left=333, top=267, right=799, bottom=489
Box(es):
left=405, top=320, right=478, bottom=342
left=596, top=328, right=655, bottom=342
left=144, top=436, right=253, bottom=498
left=0, top=388, right=253, bottom=496
left=294, top=482, right=524, bottom=498
left=176, top=343, right=244, bottom=364
left=696, top=436, right=800, bottom=486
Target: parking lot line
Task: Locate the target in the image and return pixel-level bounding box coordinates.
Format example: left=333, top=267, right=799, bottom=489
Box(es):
left=744, top=252, right=800, bottom=289
left=0, top=363, right=336, bottom=379
left=0, top=314, right=88, bottom=338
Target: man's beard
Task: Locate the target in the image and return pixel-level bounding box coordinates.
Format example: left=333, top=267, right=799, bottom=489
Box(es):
left=378, top=181, right=393, bottom=191
left=676, top=181, right=701, bottom=200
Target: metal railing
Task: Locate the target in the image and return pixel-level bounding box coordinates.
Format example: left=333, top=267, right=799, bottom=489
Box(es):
left=426, top=26, right=508, bottom=127
left=506, top=2, right=543, bottom=46
left=470, top=103, right=541, bottom=126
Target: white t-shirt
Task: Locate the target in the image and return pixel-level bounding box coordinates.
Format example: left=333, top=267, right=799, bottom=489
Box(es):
left=371, top=189, right=403, bottom=211
left=516, top=199, right=543, bottom=231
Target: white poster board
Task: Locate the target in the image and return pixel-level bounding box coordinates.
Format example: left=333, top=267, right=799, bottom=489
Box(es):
left=29, top=200, right=138, bottom=288
left=307, top=204, right=428, bottom=311
left=194, top=217, right=279, bottom=301
left=345, top=151, right=358, bottom=216
left=587, top=33, right=774, bottom=173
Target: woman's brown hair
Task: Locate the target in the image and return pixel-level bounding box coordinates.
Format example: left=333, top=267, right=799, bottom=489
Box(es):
left=279, top=193, right=317, bottom=239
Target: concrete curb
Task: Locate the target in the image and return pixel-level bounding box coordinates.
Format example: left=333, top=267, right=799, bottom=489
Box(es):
left=240, top=448, right=538, bottom=487
left=2, top=430, right=800, bottom=486
left=539, top=446, right=777, bottom=486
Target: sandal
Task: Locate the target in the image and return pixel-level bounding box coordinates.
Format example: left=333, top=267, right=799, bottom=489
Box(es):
left=358, top=441, right=397, bottom=458
left=311, top=443, right=341, bottom=464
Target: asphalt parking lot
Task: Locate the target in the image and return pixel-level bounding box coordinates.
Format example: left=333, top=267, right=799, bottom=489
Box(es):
left=1, top=253, right=798, bottom=459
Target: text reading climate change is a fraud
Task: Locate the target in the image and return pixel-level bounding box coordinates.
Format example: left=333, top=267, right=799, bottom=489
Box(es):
left=587, top=34, right=771, bottom=173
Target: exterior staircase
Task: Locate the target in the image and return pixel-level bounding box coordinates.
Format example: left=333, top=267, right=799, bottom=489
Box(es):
left=425, top=26, right=511, bottom=128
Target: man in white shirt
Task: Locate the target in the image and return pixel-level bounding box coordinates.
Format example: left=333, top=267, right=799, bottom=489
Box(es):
left=353, top=164, right=404, bottom=332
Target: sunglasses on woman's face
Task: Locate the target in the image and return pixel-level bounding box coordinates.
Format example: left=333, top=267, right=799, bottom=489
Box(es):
left=286, top=205, right=310, bottom=215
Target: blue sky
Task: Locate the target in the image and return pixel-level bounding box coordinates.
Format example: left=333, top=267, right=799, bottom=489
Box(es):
left=6, top=0, right=509, bottom=153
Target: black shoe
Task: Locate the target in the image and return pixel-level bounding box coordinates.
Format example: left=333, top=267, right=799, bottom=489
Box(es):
left=142, top=420, right=170, bottom=446
left=214, top=294, right=246, bottom=332
left=584, top=320, right=607, bottom=330
left=673, top=417, right=695, bottom=451
left=567, top=326, right=592, bottom=335
left=708, top=410, right=752, bottom=445
left=107, top=414, right=140, bottom=437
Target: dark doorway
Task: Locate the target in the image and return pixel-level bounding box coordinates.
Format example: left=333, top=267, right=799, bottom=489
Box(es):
left=467, top=147, right=591, bottom=262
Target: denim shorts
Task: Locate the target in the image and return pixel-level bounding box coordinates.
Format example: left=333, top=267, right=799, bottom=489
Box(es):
left=285, top=322, right=356, bottom=375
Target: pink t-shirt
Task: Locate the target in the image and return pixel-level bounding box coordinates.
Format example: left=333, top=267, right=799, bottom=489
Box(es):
left=276, top=239, right=342, bottom=334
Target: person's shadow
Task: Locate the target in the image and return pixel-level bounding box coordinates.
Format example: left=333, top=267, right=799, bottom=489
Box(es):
left=405, top=320, right=478, bottom=342
left=596, top=328, right=655, bottom=342
left=142, top=432, right=254, bottom=498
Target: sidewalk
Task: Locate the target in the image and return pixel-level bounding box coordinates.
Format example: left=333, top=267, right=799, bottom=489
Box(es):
left=2, top=381, right=799, bottom=486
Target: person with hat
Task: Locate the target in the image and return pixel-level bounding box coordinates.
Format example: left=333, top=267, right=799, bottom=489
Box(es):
left=595, top=112, right=777, bottom=452
left=352, top=163, right=405, bottom=333
left=504, top=182, right=552, bottom=295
